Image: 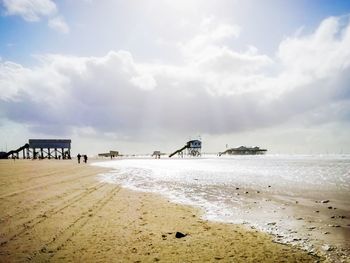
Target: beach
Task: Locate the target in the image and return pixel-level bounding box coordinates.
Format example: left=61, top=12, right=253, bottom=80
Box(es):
left=94, top=156, right=350, bottom=261
left=0, top=159, right=323, bottom=262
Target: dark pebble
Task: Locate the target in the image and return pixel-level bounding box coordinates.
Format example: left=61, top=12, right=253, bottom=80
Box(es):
left=175, top=232, right=187, bottom=238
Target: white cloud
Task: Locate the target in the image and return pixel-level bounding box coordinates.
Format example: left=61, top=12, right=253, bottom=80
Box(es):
left=2, top=0, right=57, bottom=21
left=278, top=16, right=350, bottom=78
left=179, top=18, right=241, bottom=58
left=130, top=74, right=157, bottom=91
left=2, top=0, right=70, bottom=34
left=0, top=16, right=349, bottom=143
left=0, top=61, right=33, bottom=101
left=48, top=16, right=70, bottom=34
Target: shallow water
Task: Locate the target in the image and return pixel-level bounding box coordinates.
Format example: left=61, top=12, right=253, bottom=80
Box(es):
left=93, top=154, right=350, bottom=259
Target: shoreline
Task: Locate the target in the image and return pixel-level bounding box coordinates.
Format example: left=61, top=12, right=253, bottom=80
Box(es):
left=0, top=159, right=325, bottom=262
left=94, top=157, right=350, bottom=262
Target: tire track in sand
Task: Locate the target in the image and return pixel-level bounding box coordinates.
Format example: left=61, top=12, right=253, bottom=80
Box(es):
left=2, top=167, right=79, bottom=187
left=1, top=180, right=105, bottom=224
left=28, top=185, right=120, bottom=262
left=0, top=182, right=107, bottom=246
left=0, top=171, right=102, bottom=199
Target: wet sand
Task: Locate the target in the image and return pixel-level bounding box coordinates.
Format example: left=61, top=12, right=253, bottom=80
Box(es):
left=217, top=185, right=350, bottom=262
left=0, top=159, right=324, bottom=262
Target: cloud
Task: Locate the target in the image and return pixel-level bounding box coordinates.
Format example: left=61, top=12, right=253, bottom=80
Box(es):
left=0, top=16, right=349, bottom=140
left=179, top=17, right=241, bottom=59
left=1, top=0, right=70, bottom=34
left=48, top=16, right=70, bottom=34
left=278, top=16, right=350, bottom=78
left=2, top=0, right=57, bottom=21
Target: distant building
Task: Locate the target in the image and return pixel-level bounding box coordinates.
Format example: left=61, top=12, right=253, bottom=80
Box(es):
left=1, top=139, right=71, bottom=159
left=186, top=140, right=202, bottom=156
left=219, top=146, right=267, bottom=156
left=98, top=151, right=119, bottom=158
left=29, top=139, right=71, bottom=159
left=152, top=151, right=161, bottom=159
left=169, top=140, right=202, bottom=158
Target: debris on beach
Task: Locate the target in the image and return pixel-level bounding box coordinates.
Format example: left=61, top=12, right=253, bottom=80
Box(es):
left=307, top=226, right=316, bottom=230
left=322, top=244, right=335, bottom=251
left=328, top=224, right=341, bottom=228
left=175, top=232, right=187, bottom=238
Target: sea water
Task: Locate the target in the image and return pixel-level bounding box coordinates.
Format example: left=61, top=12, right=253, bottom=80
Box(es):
left=93, top=154, right=349, bottom=200
left=93, top=155, right=350, bottom=255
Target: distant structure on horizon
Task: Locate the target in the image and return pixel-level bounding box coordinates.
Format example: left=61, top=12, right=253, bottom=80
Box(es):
left=0, top=139, right=71, bottom=159
left=152, top=151, right=162, bottom=159
left=98, top=150, right=119, bottom=158
left=169, top=140, right=202, bottom=158
left=219, top=146, right=267, bottom=156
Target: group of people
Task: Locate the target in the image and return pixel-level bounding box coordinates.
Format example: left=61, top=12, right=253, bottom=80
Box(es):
left=77, top=154, right=88, bottom=163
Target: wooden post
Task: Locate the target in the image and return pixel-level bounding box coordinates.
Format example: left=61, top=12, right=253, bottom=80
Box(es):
left=55, top=148, right=57, bottom=159
left=48, top=148, right=51, bottom=159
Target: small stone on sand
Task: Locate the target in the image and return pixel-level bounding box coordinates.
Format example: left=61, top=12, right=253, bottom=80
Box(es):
left=175, top=232, right=187, bottom=238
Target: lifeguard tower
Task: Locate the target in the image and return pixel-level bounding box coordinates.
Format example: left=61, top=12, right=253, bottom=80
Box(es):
left=169, top=140, right=202, bottom=158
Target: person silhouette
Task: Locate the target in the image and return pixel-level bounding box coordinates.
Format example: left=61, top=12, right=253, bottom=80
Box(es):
left=77, top=154, right=81, bottom=163
left=83, top=155, right=88, bottom=163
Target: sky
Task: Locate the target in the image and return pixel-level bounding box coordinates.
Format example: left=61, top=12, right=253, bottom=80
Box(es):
left=1, top=0, right=350, bottom=155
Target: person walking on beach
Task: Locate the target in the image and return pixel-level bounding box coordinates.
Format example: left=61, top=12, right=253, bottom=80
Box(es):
left=77, top=153, right=81, bottom=163
left=83, top=155, right=88, bottom=163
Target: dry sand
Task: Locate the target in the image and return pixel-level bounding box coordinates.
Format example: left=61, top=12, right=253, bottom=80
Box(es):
left=0, top=159, right=323, bottom=262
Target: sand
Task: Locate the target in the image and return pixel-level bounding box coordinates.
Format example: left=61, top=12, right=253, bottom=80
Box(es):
left=0, top=159, right=324, bottom=262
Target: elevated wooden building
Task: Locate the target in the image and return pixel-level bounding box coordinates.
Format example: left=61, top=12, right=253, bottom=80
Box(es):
left=98, top=151, right=119, bottom=158
left=219, top=146, right=267, bottom=156
left=2, top=139, right=71, bottom=159
left=169, top=140, right=202, bottom=158
left=29, top=139, right=71, bottom=159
